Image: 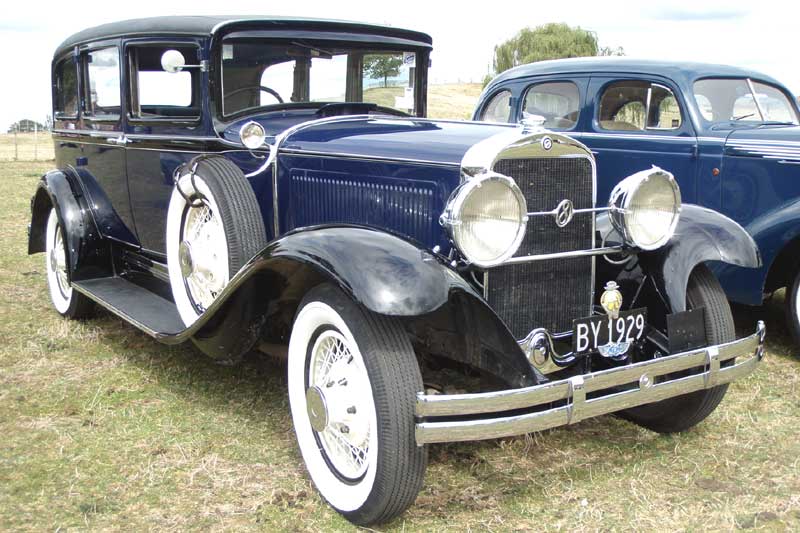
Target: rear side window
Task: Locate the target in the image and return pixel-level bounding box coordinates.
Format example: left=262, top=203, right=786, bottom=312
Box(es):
left=83, top=47, right=121, bottom=116
left=480, top=90, right=512, bottom=123
left=522, top=81, right=580, bottom=129
left=599, top=81, right=683, bottom=131
left=54, top=58, right=78, bottom=117
left=129, top=45, right=200, bottom=119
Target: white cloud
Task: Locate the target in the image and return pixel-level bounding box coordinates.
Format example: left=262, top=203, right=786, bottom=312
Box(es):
left=1, top=0, right=798, bottom=131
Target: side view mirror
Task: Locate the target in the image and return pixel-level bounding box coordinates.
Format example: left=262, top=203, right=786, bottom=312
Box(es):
left=161, top=50, right=186, bottom=73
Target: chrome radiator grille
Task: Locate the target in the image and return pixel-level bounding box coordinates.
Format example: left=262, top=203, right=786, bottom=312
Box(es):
left=486, top=157, right=594, bottom=338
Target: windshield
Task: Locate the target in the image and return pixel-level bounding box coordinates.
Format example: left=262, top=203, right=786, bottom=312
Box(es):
left=220, top=39, right=419, bottom=117
left=693, top=78, right=799, bottom=125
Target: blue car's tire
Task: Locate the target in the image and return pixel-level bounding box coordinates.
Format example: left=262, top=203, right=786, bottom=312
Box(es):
left=786, top=269, right=800, bottom=349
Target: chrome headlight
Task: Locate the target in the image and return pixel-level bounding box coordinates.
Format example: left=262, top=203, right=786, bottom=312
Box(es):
left=609, top=167, right=681, bottom=250
left=240, top=121, right=266, bottom=150
left=441, top=172, right=527, bottom=267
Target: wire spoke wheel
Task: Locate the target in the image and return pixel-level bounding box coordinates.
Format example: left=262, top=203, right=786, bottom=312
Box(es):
left=308, top=330, right=372, bottom=480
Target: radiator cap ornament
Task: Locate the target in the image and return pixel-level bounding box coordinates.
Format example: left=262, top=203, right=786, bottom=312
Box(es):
left=600, top=281, right=623, bottom=319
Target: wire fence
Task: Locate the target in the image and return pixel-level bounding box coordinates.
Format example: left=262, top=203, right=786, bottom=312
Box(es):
left=0, top=132, right=55, bottom=162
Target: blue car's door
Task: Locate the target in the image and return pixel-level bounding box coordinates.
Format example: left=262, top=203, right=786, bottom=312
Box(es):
left=581, top=76, right=699, bottom=204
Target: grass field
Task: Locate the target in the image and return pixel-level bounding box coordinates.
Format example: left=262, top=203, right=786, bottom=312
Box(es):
left=0, top=133, right=54, bottom=162
left=2, top=158, right=800, bottom=529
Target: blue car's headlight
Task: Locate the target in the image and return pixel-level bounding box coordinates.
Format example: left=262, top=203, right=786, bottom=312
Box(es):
left=609, top=167, right=681, bottom=250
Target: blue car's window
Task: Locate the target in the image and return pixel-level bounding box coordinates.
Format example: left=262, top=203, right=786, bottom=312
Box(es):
left=693, top=78, right=799, bottom=125
left=83, top=47, right=121, bottom=117
left=221, top=39, right=418, bottom=117
left=480, top=90, right=512, bottom=123
left=599, top=81, right=682, bottom=132
left=522, top=81, right=579, bottom=129
left=54, top=58, right=78, bottom=117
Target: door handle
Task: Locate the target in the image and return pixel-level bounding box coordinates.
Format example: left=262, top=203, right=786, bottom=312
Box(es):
left=107, top=135, right=128, bottom=146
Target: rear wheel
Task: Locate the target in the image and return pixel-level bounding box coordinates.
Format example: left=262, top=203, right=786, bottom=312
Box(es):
left=287, top=284, right=426, bottom=526
left=621, top=265, right=734, bottom=433
left=44, top=208, right=93, bottom=319
left=785, top=269, right=800, bottom=347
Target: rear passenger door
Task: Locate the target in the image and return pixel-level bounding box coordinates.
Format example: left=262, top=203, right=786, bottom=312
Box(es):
left=78, top=42, right=138, bottom=245
left=583, top=77, right=698, bottom=204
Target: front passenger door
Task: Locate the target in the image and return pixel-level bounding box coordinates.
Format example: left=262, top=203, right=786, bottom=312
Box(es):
left=583, top=78, right=698, bottom=204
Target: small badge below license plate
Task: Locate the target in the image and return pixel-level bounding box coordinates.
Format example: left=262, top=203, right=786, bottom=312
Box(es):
left=572, top=308, right=647, bottom=356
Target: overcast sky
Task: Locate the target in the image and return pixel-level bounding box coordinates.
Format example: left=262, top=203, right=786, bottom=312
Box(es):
left=1, top=0, right=798, bottom=131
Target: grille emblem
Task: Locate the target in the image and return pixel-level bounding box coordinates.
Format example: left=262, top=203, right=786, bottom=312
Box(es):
left=541, top=136, right=553, bottom=151
left=554, top=199, right=574, bottom=227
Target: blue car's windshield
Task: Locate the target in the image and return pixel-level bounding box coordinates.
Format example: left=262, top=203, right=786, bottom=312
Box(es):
left=220, top=39, right=418, bottom=117
left=693, top=78, right=799, bottom=126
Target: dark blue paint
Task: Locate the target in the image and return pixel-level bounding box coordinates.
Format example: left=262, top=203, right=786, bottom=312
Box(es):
left=477, top=57, right=800, bottom=305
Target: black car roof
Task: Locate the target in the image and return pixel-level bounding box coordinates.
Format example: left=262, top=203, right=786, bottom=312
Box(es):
left=54, top=16, right=433, bottom=59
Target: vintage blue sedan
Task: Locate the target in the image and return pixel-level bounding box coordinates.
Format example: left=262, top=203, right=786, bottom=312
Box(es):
left=476, top=58, right=800, bottom=346
left=31, top=20, right=765, bottom=525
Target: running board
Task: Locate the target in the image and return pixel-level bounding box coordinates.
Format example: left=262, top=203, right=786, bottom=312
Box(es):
left=73, top=277, right=185, bottom=338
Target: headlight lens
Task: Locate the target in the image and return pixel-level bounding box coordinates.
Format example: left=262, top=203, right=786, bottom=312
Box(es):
left=240, top=121, right=266, bottom=150
left=442, top=173, right=527, bottom=267
left=609, top=167, right=681, bottom=250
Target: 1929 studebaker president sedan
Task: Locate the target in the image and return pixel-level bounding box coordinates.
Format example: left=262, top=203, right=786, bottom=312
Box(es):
left=31, top=17, right=765, bottom=525
left=475, top=58, right=800, bottom=348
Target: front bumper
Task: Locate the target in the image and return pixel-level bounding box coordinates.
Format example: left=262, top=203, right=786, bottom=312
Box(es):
left=415, top=321, right=765, bottom=445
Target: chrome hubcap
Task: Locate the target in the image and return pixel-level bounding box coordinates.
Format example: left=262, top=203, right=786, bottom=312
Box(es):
left=179, top=240, right=194, bottom=277
left=306, top=386, right=329, bottom=432
left=308, top=330, right=371, bottom=479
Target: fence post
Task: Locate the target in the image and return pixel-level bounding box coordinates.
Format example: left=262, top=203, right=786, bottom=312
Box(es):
left=34, top=122, right=38, bottom=161
left=14, top=126, right=18, bottom=161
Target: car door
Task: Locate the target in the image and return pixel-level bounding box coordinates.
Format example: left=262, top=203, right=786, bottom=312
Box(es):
left=124, top=41, right=207, bottom=257
left=77, top=42, right=138, bottom=245
left=583, top=77, right=699, bottom=204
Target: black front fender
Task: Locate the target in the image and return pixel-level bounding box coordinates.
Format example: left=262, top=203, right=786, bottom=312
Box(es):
left=599, top=205, right=761, bottom=313
left=269, top=225, right=476, bottom=316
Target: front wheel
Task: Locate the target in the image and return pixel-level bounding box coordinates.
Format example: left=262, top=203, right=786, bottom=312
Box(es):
left=287, top=284, right=426, bottom=526
left=621, top=265, right=734, bottom=433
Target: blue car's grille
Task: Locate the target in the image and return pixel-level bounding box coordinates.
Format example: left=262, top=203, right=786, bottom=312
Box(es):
left=288, top=171, right=437, bottom=245
left=487, top=157, right=594, bottom=337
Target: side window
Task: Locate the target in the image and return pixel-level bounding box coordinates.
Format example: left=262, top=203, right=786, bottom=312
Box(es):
left=598, top=81, right=683, bottom=131
left=480, top=90, right=512, bottom=123
left=83, top=47, right=121, bottom=117
left=522, top=81, right=580, bottom=129
left=599, top=81, right=648, bottom=130
left=129, top=45, right=199, bottom=119
left=54, top=58, right=78, bottom=117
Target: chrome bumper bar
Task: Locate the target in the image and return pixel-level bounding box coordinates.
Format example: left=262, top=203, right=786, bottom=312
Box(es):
left=415, top=321, right=765, bottom=445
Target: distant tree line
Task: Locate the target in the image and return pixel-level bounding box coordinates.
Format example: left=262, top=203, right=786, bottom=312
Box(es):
left=7, top=118, right=50, bottom=133
left=485, top=23, right=625, bottom=86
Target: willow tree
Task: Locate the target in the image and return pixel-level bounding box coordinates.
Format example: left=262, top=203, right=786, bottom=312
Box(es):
left=493, top=23, right=610, bottom=75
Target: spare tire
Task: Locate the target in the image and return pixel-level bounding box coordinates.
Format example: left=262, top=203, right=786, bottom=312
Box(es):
left=166, top=157, right=267, bottom=326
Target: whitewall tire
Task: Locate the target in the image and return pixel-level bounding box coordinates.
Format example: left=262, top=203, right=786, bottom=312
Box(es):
left=288, top=284, right=427, bottom=525
left=166, top=158, right=267, bottom=326
left=786, top=269, right=800, bottom=348
left=44, top=208, right=93, bottom=318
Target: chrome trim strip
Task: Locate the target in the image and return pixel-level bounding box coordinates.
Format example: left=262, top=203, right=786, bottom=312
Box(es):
left=278, top=148, right=461, bottom=168
left=414, top=321, right=765, bottom=444
left=502, top=246, right=624, bottom=265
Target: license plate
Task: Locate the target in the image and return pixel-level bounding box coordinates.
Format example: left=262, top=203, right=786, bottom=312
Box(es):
left=572, top=308, right=647, bottom=355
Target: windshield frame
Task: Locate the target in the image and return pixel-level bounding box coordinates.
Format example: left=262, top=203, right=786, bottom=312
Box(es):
left=692, top=76, right=800, bottom=127
left=213, top=36, right=429, bottom=123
